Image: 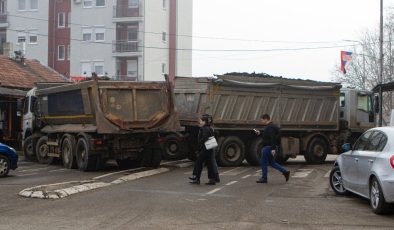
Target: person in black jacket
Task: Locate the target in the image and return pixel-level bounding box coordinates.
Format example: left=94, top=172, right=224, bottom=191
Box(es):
left=189, top=114, right=220, bottom=185
left=254, top=114, right=290, bottom=183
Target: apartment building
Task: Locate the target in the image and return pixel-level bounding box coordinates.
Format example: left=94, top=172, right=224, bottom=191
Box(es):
left=4, top=0, right=192, bottom=81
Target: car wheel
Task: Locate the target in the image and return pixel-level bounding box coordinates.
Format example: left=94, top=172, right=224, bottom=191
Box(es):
left=329, top=166, right=349, bottom=195
left=370, top=177, right=390, bottom=214
left=0, top=154, right=10, bottom=177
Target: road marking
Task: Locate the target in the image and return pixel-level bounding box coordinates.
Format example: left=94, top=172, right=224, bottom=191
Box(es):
left=48, top=169, right=68, bottom=173
left=292, top=169, right=314, bottom=178
left=324, top=170, right=331, bottom=178
left=221, top=167, right=250, bottom=176
left=18, top=173, right=38, bottom=177
left=242, top=174, right=251, bottom=179
left=226, top=181, right=238, bottom=186
left=93, top=167, right=145, bottom=180
left=18, top=167, right=50, bottom=173
left=206, top=187, right=223, bottom=195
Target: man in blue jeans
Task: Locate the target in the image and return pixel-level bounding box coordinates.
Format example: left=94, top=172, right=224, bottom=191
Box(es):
left=254, top=114, right=290, bottom=183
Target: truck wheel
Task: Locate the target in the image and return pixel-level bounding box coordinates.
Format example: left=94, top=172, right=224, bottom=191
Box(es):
left=217, top=136, right=245, bottom=167
left=162, top=134, right=185, bottom=160
left=61, top=135, right=77, bottom=169
left=35, top=136, right=54, bottom=164
left=76, top=137, right=96, bottom=171
left=0, top=154, right=10, bottom=177
left=23, top=136, right=37, bottom=162
left=246, top=137, right=263, bottom=166
left=304, top=137, right=328, bottom=164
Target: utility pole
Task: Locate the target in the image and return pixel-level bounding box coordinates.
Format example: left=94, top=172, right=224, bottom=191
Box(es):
left=379, top=0, right=384, bottom=126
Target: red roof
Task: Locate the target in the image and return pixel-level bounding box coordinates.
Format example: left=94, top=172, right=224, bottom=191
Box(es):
left=0, top=55, right=67, bottom=90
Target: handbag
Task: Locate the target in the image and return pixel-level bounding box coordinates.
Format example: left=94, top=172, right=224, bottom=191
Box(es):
left=204, top=136, right=218, bottom=150
left=204, top=128, right=218, bottom=150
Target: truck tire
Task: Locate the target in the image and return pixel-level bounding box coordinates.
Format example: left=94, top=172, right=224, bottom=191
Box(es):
left=23, top=136, right=37, bottom=162
left=61, top=135, right=77, bottom=169
left=35, top=136, right=54, bottom=164
left=275, top=146, right=290, bottom=164
left=246, top=137, right=263, bottom=166
left=304, top=137, right=328, bottom=164
left=141, top=148, right=162, bottom=168
left=162, top=134, right=185, bottom=160
left=217, top=136, right=245, bottom=167
left=0, top=154, right=10, bottom=177
left=75, top=137, right=97, bottom=171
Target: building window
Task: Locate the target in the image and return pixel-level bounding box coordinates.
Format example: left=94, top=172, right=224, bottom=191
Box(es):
left=30, top=0, right=38, bottom=10
left=83, top=0, right=93, bottom=8
left=81, top=62, right=92, bottom=76
left=58, top=45, right=65, bottom=60
left=58, top=13, right=65, bottom=28
left=95, top=27, right=105, bottom=42
left=82, top=28, right=92, bottom=41
left=17, top=32, right=26, bottom=43
left=96, top=0, right=105, bottom=7
left=163, top=0, right=167, bottom=9
left=162, top=32, right=167, bottom=42
left=29, top=31, right=37, bottom=44
left=94, top=62, right=104, bottom=76
left=67, top=45, right=70, bottom=60
left=18, top=0, right=26, bottom=11
left=128, top=0, right=139, bottom=8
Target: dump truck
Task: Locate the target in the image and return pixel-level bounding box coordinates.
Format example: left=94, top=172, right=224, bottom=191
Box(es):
left=21, top=76, right=180, bottom=171
left=169, top=75, right=376, bottom=166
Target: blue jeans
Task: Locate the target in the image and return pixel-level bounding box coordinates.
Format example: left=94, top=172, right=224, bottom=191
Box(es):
left=260, top=146, right=287, bottom=179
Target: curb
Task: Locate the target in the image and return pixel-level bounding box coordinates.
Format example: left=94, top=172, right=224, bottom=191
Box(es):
left=19, top=168, right=170, bottom=199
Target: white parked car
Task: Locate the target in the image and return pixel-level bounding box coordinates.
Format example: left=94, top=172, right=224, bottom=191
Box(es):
left=330, top=127, right=394, bottom=214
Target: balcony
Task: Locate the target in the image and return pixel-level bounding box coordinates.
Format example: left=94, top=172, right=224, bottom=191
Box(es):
left=113, top=5, right=143, bottom=22
left=114, top=75, right=137, bottom=81
left=112, top=40, right=142, bottom=57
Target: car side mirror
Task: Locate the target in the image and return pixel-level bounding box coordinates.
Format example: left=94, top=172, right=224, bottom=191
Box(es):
left=342, top=143, right=352, bottom=152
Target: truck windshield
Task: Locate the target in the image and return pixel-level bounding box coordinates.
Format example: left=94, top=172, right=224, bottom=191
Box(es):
left=23, top=96, right=37, bottom=115
left=357, top=94, right=372, bottom=113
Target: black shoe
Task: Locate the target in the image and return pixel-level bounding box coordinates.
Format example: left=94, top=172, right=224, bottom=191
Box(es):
left=189, top=179, right=200, bottom=185
left=283, top=171, right=290, bottom=182
left=189, top=176, right=197, bottom=181
left=205, top=180, right=216, bottom=185
left=256, top=178, right=267, bottom=183
left=215, top=174, right=220, bottom=183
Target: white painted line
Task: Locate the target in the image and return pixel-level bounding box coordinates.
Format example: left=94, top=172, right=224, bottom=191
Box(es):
left=292, top=169, right=314, bottom=178
left=111, top=168, right=169, bottom=184
left=255, top=169, right=261, bottom=173
left=93, top=167, right=145, bottom=180
left=184, top=170, right=193, bottom=175
left=222, top=167, right=250, bottom=176
left=48, top=169, right=68, bottom=173
left=17, top=173, right=39, bottom=177
left=226, top=181, right=238, bottom=186
left=242, top=174, right=251, bottom=179
left=324, top=170, right=331, bottom=178
left=175, top=162, right=193, bottom=168
left=18, top=167, right=50, bottom=173
left=206, top=187, right=223, bottom=195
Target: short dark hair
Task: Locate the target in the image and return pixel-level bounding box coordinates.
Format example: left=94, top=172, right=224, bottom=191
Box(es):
left=201, top=114, right=213, bottom=125
left=261, top=113, right=270, bottom=120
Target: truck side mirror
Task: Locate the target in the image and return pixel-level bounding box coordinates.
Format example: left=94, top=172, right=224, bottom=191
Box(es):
left=374, top=95, right=380, bottom=114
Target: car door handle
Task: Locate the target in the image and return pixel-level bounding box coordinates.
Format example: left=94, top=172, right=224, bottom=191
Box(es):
left=368, top=159, right=374, bottom=163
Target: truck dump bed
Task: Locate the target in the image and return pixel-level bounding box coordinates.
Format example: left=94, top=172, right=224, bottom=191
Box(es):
left=174, top=75, right=342, bottom=131
left=36, top=79, right=180, bottom=134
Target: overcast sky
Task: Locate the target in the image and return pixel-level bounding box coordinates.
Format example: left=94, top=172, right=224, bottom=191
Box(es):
left=192, top=0, right=394, bottom=82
